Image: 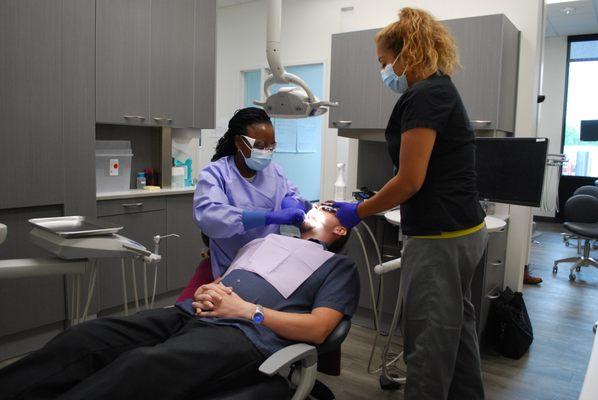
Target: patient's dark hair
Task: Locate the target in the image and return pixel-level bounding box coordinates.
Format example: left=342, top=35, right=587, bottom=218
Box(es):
left=327, top=229, right=352, bottom=253
left=211, top=107, right=272, bottom=162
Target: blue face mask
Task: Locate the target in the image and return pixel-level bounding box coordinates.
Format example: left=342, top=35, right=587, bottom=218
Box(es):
left=239, top=147, right=273, bottom=171
left=381, top=55, right=408, bottom=94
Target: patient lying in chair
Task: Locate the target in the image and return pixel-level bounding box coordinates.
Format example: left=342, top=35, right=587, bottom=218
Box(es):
left=0, top=206, right=359, bottom=400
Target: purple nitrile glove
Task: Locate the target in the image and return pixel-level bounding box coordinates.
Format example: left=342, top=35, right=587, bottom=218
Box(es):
left=281, top=194, right=312, bottom=212
left=332, top=201, right=362, bottom=229
left=265, top=208, right=306, bottom=226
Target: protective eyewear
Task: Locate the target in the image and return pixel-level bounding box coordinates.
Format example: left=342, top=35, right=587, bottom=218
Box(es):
left=241, top=135, right=277, bottom=151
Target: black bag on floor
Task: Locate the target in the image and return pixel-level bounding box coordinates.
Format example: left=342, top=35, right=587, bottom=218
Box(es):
left=485, top=286, right=533, bottom=359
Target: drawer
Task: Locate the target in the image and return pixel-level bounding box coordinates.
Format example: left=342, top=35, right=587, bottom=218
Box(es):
left=486, top=227, right=507, bottom=262
left=484, top=258, right=505, bottom=294
left=97, top=197, right=166, bottom=217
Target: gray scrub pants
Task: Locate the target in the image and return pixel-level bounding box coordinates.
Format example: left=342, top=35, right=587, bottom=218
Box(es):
left=400, top=227, right=488, bottom=400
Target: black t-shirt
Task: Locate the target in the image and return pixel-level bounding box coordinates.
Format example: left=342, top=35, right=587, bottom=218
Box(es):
left=385, top=73, right=485, bottom=236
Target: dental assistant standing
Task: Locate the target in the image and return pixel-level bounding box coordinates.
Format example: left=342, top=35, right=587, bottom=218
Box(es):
left=334, top=8, right=487, bottom=400
left=194, top=107, right=310, bottom=278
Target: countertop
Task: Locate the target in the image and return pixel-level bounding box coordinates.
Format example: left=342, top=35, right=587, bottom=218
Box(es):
left=97, top=186, right=196, bottom=200
left=580, top=328, right=598, bottom=399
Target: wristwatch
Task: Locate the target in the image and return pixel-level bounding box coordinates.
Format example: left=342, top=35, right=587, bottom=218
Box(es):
left=251, top=304, right=265, bottom=324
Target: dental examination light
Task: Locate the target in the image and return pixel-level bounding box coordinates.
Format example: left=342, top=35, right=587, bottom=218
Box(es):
left=253, top=0, right=338, bottom=118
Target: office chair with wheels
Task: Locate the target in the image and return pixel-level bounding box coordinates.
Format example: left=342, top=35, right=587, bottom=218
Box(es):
left=554, top=194, right=598, bottom=281
left=563, top=186, right=598, bottom=252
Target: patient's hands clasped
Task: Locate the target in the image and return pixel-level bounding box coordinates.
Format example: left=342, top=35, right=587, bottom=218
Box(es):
left=192, top=282, right=255, bottom=320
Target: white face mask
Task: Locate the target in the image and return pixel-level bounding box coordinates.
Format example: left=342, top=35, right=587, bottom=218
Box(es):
left=380, top=55, right=408, bottom=94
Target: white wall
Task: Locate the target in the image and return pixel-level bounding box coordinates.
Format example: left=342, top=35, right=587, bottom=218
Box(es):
left=214, top=0, right=545, bottom=290
left=534, top=36, right=568, bottom=217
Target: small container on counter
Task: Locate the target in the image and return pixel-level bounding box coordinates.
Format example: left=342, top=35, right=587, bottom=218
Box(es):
left=136, top=172, right=147, bottom=189
left=172, top=167, right=185, bottom=188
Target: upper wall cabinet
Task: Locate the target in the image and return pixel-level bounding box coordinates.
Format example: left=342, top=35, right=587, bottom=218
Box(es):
left=443, top=15, right=520, bottom=133
left=96, top=0, right=216, bottom=129
left=96, top=0, right=151, bottom=127
left=329, top=29, right=384, bottom=130
left=0, top=0, right=95, bottom=210
left=0, top=0, right=63, bottom=209
left=329, top=14, right=520, bottom=134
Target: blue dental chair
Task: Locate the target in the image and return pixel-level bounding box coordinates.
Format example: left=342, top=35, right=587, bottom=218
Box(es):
left=205, top=317, right=352, bottom=400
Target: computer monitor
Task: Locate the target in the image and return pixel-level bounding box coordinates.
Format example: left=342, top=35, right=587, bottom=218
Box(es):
left=580, top=120, right=598, bottom=141
left=475, top=137, right=549, bottom=207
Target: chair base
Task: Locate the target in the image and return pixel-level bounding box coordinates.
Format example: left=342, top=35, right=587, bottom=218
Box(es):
left=554, top=237, right=598, bottom=281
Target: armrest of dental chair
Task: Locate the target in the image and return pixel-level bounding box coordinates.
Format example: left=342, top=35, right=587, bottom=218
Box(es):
left=259, top=343, right=317, bottom=376
left=317, top=317, right=351, bottom=355
left=258, top=317, right=352, bottom=400
left=259, top=344, right=317, bottom=400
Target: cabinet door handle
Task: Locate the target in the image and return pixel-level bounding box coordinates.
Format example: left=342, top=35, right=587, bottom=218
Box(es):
left=121, top=202, right=143, bottom=208
left=486, top=286, right=502, bottom=299
left=471, top=120, right=492, bottom=125
left=490, top=260, right=503, bottom=267
left=153, top=117, right=173, bottom=124
left=123, top=115, right=145, bottom=121
left=332, top=120, right=352, bottom=128
left=487, top=292, right=500, bottom=300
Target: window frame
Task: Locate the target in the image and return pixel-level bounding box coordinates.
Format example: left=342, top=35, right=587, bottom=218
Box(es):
left=560, top=34, right=598, bottom=179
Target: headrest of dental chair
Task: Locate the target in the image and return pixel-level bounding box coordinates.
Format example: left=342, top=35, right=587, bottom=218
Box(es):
left=317, top=317, right=352, bottom=355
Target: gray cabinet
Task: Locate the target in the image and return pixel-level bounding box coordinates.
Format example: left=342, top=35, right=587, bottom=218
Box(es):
left=0, top=0, right=96, bottom=342
left=194, top=0, right=217, bottom=129
left=97, top=198, right=168, bottom=310
left=471, top=221, right=509, bottom=339
left=63, top=0, right=97, bottom=217
left=329, top=14, right=520, bottom=134
left=166, top=195, right=204, bottom=290
left=0, top=0, right=64, bottom=209
left=96, top=0, right=151, bottom=126
left=150, top=0, right=195, bottom=128
left=329, top=29, right=388, bottom=130
left=443, top=15, right=520, bottom=133
left=0, top=205, right=65, bottom=337
left=96, top=0, right=216, bottom=128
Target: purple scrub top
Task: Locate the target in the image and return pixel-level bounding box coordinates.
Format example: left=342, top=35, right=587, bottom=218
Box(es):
left=193, top=156, right=303, bottom=278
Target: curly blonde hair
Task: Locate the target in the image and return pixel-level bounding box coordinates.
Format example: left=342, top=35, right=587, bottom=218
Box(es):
left=375, top=7, right=459, bottom=77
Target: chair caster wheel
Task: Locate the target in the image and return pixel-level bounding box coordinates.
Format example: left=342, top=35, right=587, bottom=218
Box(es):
left=565, top=241, right=571, bottom=247
left=569, top=273, right=576, bottom=281
left=553, top=266, right=558, bottom=274
left=380, top=375, right=402, bottom=391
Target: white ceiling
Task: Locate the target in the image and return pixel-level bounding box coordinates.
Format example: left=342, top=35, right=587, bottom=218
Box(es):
left=546, top=0, right=598, bottom=36
left=216, top=0, right=598, bottom=37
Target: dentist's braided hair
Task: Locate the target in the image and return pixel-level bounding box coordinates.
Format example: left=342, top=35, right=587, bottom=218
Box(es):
left=211, top=107, right=272, bottom=162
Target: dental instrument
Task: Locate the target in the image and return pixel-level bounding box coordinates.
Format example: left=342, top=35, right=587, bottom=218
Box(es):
left=253, top=0, right=338, bottom=118
left=353, top=215, right=406, bottom=388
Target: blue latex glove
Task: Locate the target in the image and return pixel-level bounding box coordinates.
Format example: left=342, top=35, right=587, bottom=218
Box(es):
left=281, top=195, right=312, bottom=212
left=265, top=208, right=306, bottom=226
left=333, top=202, right=362, bottom=229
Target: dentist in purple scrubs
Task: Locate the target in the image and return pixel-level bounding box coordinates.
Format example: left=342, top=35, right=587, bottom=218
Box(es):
left=194, top=107, right=311, bottom=278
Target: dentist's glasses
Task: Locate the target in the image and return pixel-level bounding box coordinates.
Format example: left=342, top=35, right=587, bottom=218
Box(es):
left=241, top=135, right=277, bottom=151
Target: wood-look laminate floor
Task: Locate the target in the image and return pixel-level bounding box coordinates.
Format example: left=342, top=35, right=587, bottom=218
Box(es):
left=318, top=223, right=598, bottom=400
